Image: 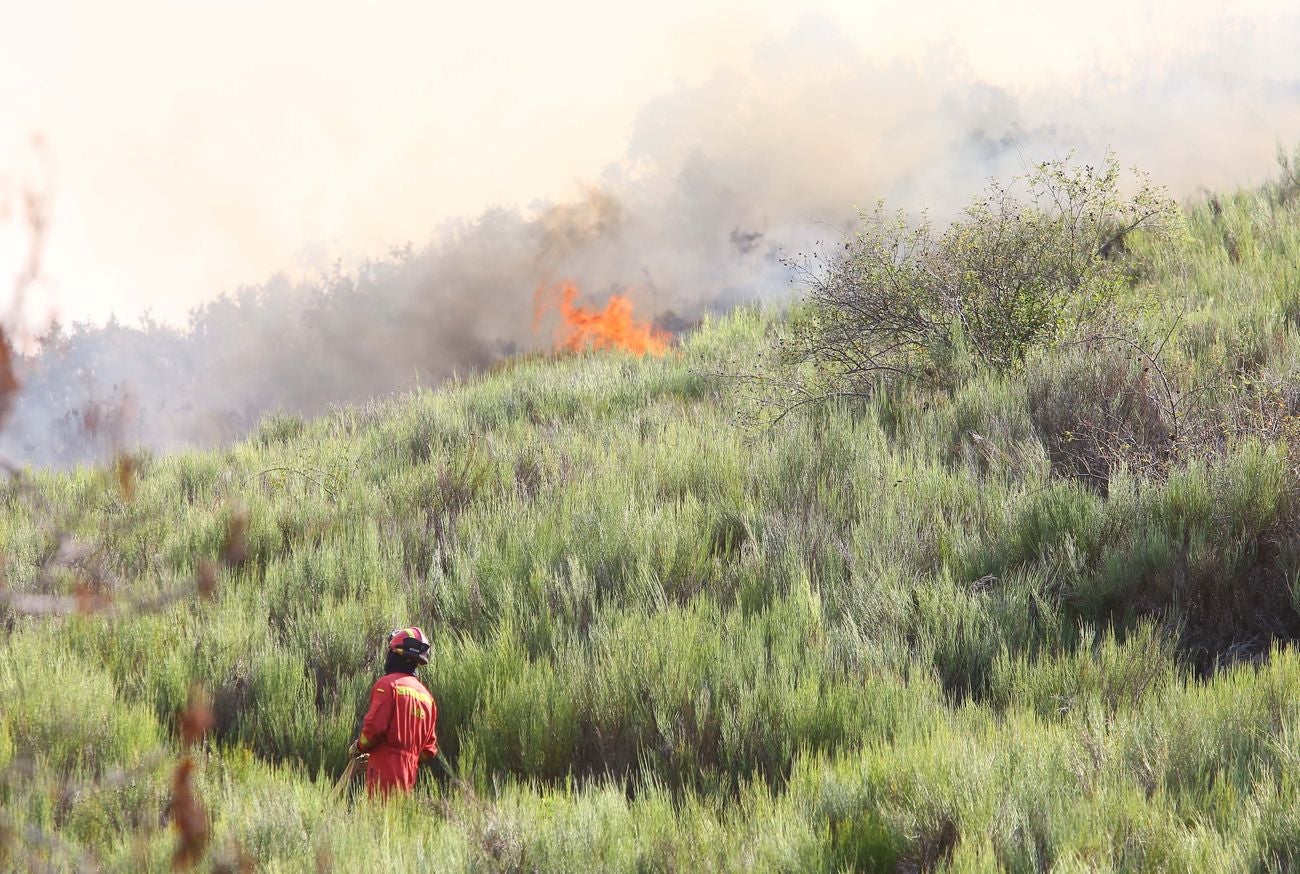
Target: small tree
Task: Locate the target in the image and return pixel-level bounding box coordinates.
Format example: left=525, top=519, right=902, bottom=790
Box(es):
left=764, top=154, right=1177, bottom=419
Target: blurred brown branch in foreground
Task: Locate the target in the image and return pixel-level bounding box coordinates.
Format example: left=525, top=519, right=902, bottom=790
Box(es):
left=1, top=132, right=52, bottom=431
left=0, top=134, right=226, bottom=871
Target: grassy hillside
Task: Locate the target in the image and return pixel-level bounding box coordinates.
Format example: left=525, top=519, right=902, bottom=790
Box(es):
left=6, top=172, right=1300, bottom=871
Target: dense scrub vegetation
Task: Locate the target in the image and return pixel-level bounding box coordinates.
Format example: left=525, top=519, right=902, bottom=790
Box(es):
left=773, top=155, right=1175, bottom=396
left=7, top=157, right=1300, bottom=870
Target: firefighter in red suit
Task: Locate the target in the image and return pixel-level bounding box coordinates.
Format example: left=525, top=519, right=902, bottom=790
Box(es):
left=349, top=626, right=439, bottom=797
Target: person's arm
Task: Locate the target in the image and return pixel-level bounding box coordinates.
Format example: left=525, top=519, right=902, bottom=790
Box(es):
left=356, top=682, right=393, bottom=753
left=419, top=698, right=439, bottom=762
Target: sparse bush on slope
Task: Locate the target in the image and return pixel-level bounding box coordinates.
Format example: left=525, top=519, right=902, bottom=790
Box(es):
left=754, top=154, right=1178, bottom=425
left=1027, top=343, right=1177, bottom=494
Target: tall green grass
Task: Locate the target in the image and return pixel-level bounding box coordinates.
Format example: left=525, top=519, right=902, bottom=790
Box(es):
left=6, top=173, right=1300, bottom=869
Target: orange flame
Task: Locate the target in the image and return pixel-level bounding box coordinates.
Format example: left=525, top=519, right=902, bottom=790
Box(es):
left=537, top=282, right=670, bottom=356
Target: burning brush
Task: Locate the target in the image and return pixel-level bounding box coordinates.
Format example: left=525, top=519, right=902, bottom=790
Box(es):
left=535, top=282, right=670, bottom=356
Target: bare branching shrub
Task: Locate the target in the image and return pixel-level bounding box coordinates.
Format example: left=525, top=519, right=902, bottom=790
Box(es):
left=1029, top=316, right=1300, bottom=494
left=1221, top=375, right=1300, bottom=448
left=1274, top=143, right=1300, bottom=207
left=755, top=154, right=1177, bottom=422
left=1028, top=344, right=1176, bottom=494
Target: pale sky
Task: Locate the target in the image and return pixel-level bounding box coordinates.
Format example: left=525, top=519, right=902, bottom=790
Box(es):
left=1, top=0, right=1297, bottom=328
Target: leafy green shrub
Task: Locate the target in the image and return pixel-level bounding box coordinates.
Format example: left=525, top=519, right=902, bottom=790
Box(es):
left=766, top=154, right=1176, bottom=419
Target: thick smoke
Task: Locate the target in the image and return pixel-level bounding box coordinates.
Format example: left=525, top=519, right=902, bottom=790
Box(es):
left=4, top=17, right=1300, bottom=466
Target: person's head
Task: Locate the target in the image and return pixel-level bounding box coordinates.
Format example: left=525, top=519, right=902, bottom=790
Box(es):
left=383, top=626, right=432, bottom=675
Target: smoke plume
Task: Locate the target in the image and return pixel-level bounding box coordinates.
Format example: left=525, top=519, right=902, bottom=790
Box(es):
left=4, top=14, right=1300, bottom=466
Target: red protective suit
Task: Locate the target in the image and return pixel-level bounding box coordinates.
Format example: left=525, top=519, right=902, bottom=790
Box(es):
left=357, top=672, right=439, bottom=797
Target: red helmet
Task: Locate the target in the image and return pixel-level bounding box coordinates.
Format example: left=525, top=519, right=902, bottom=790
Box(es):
left=388, top=626, right=431, bottom=665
